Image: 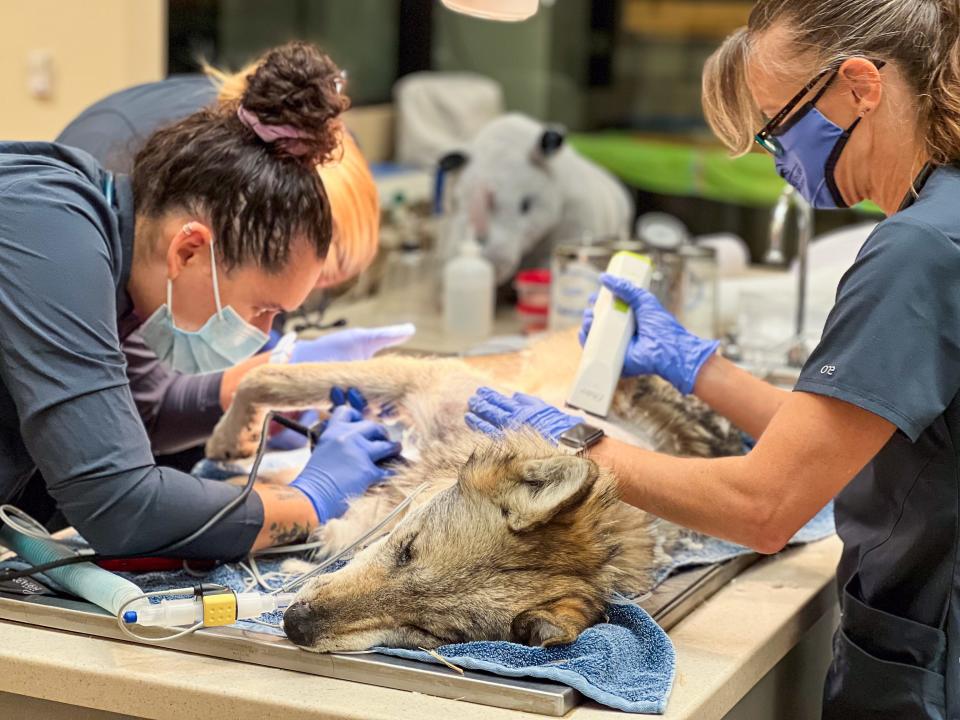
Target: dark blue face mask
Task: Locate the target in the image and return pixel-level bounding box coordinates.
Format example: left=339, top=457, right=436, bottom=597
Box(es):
left=770, top=97, right=862, bottom=209
left=756, top=63, right=883, bottom=210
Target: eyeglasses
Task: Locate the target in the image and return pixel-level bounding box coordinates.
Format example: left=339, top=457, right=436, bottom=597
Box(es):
left=754, top=60, right=886, bottom=157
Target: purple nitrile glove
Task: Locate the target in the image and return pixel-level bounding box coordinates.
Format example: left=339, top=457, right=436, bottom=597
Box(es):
left=579, top=273, right=719, bottom=395
left=288, top=324, right=416, bottom=364
left=268, top=386, right=370, bottom=451
left=465, top=387, right=583, bottom=444
left=290, top=405, right=402, bottom=524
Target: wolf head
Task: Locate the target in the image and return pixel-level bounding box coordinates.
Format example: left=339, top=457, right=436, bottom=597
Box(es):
left=282, top=433, right=626, bottom=652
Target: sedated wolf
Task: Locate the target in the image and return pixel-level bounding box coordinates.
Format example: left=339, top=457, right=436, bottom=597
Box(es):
left=205, top=332, right=742, bottom=652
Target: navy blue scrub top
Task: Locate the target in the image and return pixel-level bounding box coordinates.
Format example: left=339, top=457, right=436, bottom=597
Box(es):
left=796, top=165, right=960, bottom=717
left=0, top=141, right=263, bottom=558
left=55, top=76, right=228, bottom=455
left=57, top=75, right=218, bottom=174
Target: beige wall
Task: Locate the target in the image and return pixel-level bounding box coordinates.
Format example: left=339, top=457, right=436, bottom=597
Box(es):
left=0, top=0, right=165, bottom=140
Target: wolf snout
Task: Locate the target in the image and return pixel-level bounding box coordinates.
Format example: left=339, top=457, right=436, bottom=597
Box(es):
left=283, top=600, right=321, bottom=648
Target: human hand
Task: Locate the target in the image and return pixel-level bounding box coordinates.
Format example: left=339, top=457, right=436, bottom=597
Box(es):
left=579, top=273, right=718, bottom=395
left=465, top=387, right=583, bottom=444
left=287, top=324, right=416, bottom=364
left=267, top=387, right=369, bottom=451
left=290, top=405, right=401, bottom=523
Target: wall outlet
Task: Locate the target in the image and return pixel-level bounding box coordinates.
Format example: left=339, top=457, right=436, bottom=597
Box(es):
left=26, top=49, right=54, bottom=100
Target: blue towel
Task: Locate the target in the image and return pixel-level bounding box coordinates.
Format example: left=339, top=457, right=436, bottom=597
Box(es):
left=378, top=601, right=674, bottom=714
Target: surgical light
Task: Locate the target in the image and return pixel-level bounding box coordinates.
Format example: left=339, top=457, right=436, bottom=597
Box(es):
left=441, top=0, right=539, bottom=22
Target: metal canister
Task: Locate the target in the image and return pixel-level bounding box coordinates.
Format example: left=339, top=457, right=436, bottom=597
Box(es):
left=640, top=244, right=719, bottom=339
left=548, top=244, right=614, bottom=330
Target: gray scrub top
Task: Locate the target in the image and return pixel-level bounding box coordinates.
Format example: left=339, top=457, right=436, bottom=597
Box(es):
left=0, top=141, right=263, bottom=558
left=795, top=165, right=960, bottom=715
left=56, top=76, right=224, bottom=455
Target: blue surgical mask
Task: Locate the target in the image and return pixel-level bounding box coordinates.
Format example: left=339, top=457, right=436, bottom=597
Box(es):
left=771, top=99, right=862, bottom=210
left=139, top=237, right=269, bottom=374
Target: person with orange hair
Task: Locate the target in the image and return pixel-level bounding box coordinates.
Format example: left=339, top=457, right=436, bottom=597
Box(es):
left=55, top=51, right=408, bottom=464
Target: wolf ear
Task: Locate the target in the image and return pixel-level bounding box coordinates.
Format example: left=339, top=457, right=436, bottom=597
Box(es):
left=501, top=455, right=599, bottom=533
left=510, top=602, right=593, bottom=647
left=538, top=126, right=565, bottom=157
left=438, top=150, right=469, bottom=173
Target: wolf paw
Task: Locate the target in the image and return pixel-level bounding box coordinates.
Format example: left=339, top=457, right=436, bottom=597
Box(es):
left=206, top=422, right=262, bottom=460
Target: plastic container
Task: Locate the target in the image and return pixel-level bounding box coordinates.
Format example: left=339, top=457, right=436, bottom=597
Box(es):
left=443, top=236, right=495, bottom=342
left=548, top=244, right=614, bottom=331
left=516, top=302, right=549, bottom=334
left=514, top=269, right=551, bottom=310
left=639, top=243, right=719, bottom=339
left=380, top=242, right=432, bottom=317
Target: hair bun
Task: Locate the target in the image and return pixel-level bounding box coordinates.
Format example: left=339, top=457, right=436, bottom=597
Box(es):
left=241, top=41, right=349, bottom=164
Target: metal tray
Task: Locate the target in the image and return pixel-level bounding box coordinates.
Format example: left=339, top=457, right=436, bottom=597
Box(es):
left=0, top=554, right=758, bottom=716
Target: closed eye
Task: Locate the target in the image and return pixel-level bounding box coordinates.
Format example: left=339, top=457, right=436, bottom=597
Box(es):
left=396, top=533, right=418, bottom=567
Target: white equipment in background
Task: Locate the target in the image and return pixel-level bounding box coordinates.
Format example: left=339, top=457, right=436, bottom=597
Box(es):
left=567, top=251, right=653, bottom=418
left=719, top=221, right=878, bottom=344
left=394, top=73, right=504, bottom=168
left=695, top=233, right=751, bottom=276
left=441, top=113, right=634, bottom=285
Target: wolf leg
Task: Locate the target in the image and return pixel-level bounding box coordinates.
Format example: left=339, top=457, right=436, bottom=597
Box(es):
left=205, top=357, right=472, bottom=460
left=612, top=375, right=743, bottom=459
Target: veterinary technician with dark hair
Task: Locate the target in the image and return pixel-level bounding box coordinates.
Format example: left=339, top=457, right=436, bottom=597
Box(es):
left=0, top=42, right=400, bottom=559
left=467, top=1, right=960, bottom=716
left=55, top=54, right=407, bottom=459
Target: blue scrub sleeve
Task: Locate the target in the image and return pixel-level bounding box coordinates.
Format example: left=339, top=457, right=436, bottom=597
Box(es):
left=0, top=183, right=262, bottom=558
left=123, top=332, right=224, bottom=455
left=795, top=219, right=960, bottom=441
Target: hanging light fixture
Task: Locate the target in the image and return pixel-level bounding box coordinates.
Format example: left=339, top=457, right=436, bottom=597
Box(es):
left=440, top=0, right=540, bottom=22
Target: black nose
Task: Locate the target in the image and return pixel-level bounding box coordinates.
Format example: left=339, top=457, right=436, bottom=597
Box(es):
left=283, top=601, right=318, bottom=647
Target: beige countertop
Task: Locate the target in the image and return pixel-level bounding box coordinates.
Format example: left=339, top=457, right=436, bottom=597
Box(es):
left=0, top=536, right=841, bottom=720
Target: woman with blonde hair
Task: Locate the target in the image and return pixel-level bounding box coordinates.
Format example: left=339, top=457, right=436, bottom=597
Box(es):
left=466, top=2, right=960, bottom=715
left=56, top=46, right=409, bottom=462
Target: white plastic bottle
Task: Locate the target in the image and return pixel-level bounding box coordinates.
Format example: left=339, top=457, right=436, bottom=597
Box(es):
left=443, top=235, right=495, bottom=342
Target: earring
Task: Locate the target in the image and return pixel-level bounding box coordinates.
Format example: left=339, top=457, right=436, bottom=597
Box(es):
left=182, top=222, right=193, bottom=236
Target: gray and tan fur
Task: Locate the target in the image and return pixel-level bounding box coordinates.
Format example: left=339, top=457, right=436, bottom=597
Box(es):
left=206, top=333, right=742, bottom=652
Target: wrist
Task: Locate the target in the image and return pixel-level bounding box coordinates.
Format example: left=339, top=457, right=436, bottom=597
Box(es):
left=251, top=483, right=320, bottom=551
left=530, top=409, right=582, bottom=444
left=691, top=351, right=723, bottom=397
left=291, top=470, right=344, bottom=525
left=220, top=353, right=270, bottom=410
left=675, top=336, right=720, bottom=395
